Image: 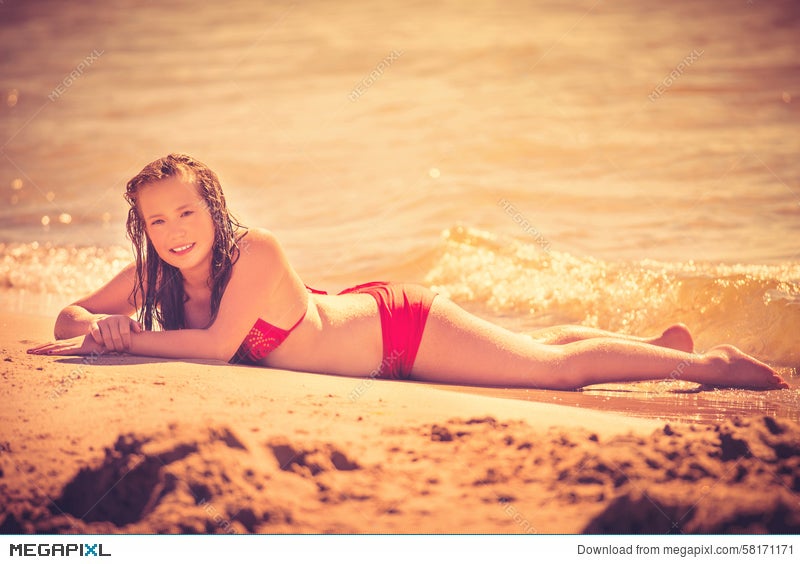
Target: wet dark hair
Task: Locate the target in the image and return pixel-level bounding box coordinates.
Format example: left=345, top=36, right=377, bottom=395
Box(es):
left=124, top=153, right=246, bottom=330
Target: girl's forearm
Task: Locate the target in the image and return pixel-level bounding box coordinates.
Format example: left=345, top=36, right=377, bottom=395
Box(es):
left=54, top=305, right=103, bottom=340
left=128, top=328, right=225, bottom=361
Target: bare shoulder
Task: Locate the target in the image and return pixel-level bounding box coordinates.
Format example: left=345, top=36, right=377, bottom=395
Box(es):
left=239, top=227, right=279, bottom=248
left=235, top=228, right=288, bottom=269
left=217, top=227, right=303, bottom=318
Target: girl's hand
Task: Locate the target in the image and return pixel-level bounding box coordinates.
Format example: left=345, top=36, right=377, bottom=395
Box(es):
left=27, top=334, right=107, bottom=356
left=90, top=315, right=142, bottom=352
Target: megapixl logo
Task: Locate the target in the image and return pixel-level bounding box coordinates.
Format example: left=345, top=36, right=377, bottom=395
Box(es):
left=9, top=543, right=111, bottom=557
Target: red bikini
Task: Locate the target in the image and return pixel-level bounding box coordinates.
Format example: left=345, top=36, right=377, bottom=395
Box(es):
left=229, top=282, right=436, bottom=379
left=229, top=314, right=307, bottom=364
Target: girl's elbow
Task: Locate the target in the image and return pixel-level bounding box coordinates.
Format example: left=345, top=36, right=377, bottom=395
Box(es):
left=208, top=332, right=240, bottom=362
left=53, top=308, right=78, bottom=340
left=53, top=316, right=65, bottom=340
left=215, top=345, right=237, bottom=363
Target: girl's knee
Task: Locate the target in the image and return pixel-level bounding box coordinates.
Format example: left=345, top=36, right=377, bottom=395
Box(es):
left=546, top=345, right=587, bottom=390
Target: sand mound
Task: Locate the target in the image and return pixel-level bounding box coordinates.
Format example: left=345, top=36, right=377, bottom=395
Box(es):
left=2, top=415, right=798, bottom=534
left=582, top=416, right=800, bottom=533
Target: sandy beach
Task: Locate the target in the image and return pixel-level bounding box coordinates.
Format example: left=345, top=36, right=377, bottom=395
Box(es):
left=2, top=0, right=799, bottom=540
left=1, top=312, right=798, bottom=534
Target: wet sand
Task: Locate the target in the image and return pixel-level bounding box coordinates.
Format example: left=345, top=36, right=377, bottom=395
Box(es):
left=434, top=380, right=800, bottom=426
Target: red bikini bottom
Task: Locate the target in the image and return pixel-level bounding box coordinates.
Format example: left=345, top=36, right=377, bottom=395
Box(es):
left=339, top=282, right=437, bottom=379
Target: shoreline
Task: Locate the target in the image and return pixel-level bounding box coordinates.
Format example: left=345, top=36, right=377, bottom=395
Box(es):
left=1, top=312, right=798, bottom=533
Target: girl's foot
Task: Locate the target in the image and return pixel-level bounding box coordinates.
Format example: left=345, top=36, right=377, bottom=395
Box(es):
left=650, top=323, right=694, bottom=353
left=702, top=345, right=789, bottom=389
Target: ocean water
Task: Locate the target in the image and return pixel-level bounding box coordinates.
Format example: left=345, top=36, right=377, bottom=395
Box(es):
left=1, top=0, right=798, bottom=421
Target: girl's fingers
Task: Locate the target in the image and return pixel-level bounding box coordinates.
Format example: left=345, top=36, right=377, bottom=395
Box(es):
left=99, top=324, right=117, bottom=352
left=93, top=317, right=141, bottom=351
left=95, top=322, right=111, bottom=350
left=120, top=323, right=131, bottom=350
left=27, top=335, right=102, bottom=356
left=27, top=343, right=66, bottom=355
left=90, top=322, right=103, bottom=346
left=109, top=325, right=124, bottom=351
left=110, top=319, right=130, bottom=351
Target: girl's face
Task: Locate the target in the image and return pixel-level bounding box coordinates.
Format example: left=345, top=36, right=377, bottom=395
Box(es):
left=137, top=176, right=216, bottom=274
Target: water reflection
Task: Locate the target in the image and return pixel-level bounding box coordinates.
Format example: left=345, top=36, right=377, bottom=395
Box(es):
left=432, top=373, right=799, bottom=426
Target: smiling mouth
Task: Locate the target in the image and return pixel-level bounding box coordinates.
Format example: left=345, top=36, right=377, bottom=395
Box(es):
left=169, top=243, right=195, bottom=255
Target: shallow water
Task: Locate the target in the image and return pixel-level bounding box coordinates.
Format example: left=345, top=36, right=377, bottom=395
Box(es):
left=1, top=0, right=798, bottom=421
left=434, top=380, right=800, bottom=426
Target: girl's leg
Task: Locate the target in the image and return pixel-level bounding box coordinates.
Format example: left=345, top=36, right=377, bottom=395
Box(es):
left=529, top=324, right=694, bottom=352
left=411, top=297, right=787, bottom=390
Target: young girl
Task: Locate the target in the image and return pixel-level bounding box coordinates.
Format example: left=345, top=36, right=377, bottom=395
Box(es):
left=28, top=154, right=789, bottom=391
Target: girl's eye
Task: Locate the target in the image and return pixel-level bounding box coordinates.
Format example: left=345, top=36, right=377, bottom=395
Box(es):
left=150, top=219, right=165, bottom=226
left=181, top=210, right=194, bottom=217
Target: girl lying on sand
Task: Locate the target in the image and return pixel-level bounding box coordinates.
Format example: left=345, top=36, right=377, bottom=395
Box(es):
left=28, top=154, right=789, bottom=391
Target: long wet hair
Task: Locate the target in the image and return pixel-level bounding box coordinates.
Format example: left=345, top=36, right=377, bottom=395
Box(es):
left=125, top=154, right=247, bottom=330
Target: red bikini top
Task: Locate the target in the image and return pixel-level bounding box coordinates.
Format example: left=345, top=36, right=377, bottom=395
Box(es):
left=229, top=285, right=327, bottom=365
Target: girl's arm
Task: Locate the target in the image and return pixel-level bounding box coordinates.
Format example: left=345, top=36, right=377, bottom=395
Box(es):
left=31, top=229, right=307, bottom=361
left=53, top=262, right=142, bottom=350
left=29, top=262, right=142, bottom=355
left=55, top=262, right=139, bottom=337
left=121, top=228, right=307, bottom=361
